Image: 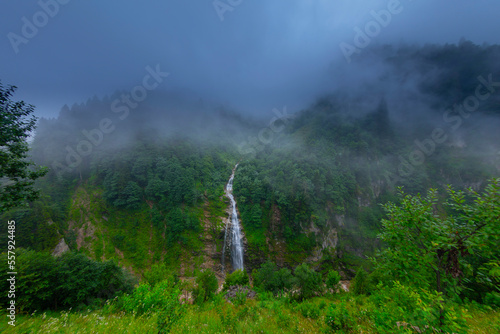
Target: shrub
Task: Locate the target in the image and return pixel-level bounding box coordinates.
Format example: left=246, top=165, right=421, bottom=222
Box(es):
left=192, top=269, right=218, bottom=304
left=274, top=268, right=296, bottom=293
left=144, top=263, right=178, bottom=288
left=257, top=291, right=274, bottom=302
left=121, top=279, right=183, bottom=315
left=253, top=261, right=277, bottom=291
left=351, top=267, right=370, bottom=295
left=296, top=302, right=320, bottom=319
left=120, top=277, right=185, bottom=333
left=294, top=263, right=321, bottom=300
left=156, top=291, right=185, bottom=333
left=325, top=270, right=341, bottom=293
left=252, top=261, right=296, bottom=295
left=232, top=289, right=248, bottom=306
left=325, top=302, right=353, bottom=331
left=369, top=281, right=468, bottom=334
left=484, top=292, right=500, bottom=307
left=223, top=269, right=249, bottom=290
left=0, top=249, right=134, bottom=312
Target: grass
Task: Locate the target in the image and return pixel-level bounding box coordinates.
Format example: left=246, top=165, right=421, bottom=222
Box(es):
left=465, top=305, right=500, bottom=333
left=0, top=310, right=157, bottom=334
left=2, top=294, right=498, bottom=333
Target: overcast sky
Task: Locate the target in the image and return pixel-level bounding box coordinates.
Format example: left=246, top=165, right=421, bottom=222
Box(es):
left=1, top=0, right=500, bottom=119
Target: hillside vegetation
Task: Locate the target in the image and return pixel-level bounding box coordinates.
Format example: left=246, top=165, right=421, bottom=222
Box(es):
left=1, top=41, right=500, bottom=332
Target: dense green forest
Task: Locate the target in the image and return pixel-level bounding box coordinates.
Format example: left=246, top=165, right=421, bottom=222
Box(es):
left=1, top=42, right=500, bottom=332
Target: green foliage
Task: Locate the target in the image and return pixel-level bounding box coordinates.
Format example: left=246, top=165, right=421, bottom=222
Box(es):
left=252, top=261, right=296, bottom=295
left=97, top=143, right=229, bottom=213
left=223, top=269, right=249, bottom=290
left=123, top=181, right=143, bottom=210
left=143, top=263, right=178, bottom=288
left=0, top=205, right=60, bottom=251
left=231, top=289, right=248, bottom=307
left=325, top=270, right=341, bottom=293
left=0, top=249, right=134, bottom=312
left=296, top=301, right=321, bottom=319
left=166, top=207, right=185, bottom=243
left=484, top=292, right=500, bottom=307
left=369, top=281, right=468, bottom=334
left=4, top=291, right=499, bottom=333
left=120, top=279, right=184, bottom=320
left=373, top=179, right=500, bottom=301
left=294, top=263, right=322, bottom=300
left=481, top=260, right=500, bottom=306
left=193, top=269, right=218, bottom=304
left=351, top=267, right=370, bottom=295
left=234, top=145, right=357, bottom=243
left=157, top=302, right=185, bottom=334
left=325, top=301, right=353, bottom=332
left=0, top=82, right=48, bottom=213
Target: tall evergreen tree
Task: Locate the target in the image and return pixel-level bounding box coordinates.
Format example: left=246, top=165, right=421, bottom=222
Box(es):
left=0, top=82, right=47, bottom=212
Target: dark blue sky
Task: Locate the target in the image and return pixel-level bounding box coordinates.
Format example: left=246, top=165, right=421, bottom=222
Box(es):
left=1, top=0, right=500, bottom=118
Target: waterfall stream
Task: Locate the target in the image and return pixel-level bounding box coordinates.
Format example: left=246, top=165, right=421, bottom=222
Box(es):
left=222, top=164, right=244, bottom=272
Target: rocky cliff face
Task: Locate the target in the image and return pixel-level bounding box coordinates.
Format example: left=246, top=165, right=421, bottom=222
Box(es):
left=52, top=238, right=69, bottom=257
left=182, top=202, right=228, bottom=284
left=242, top=203, right=341, bottom=273
left=56, top=181, right=365, bottom=281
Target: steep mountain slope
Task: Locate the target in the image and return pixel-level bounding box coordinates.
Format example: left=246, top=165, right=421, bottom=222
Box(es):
left=1, top=41, right=499, bottom=281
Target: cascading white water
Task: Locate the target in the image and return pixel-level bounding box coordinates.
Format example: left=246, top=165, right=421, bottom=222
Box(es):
left=222, top=164, right=244, bottom=271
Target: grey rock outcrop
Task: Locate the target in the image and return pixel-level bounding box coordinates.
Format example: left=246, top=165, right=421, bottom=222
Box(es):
left=52, top=238, right=70, bottom=257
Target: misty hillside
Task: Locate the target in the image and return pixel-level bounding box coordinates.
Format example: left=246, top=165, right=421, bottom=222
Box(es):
left=2, top=41, right=498, bottom=270
left=2, top=35, right=500, bottom=332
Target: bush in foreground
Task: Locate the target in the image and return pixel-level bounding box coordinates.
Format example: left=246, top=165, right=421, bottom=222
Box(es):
left=0, top=249, right=134, bottom=312
left=223, top=269, right=249, bottom=290
left=252, top=261, right=296, bottom=295
left=294, top=263, right=322, bottom=300
left=192, top=269, right=218, bottom=304
left=325, top=270, right=341, bottom=293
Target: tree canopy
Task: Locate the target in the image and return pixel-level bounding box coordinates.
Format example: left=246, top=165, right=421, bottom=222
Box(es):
left=0, top=83, right=47, bottom=212
left=373, top=179, right=500, bottom=301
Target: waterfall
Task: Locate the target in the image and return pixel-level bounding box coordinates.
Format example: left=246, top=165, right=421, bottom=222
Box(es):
left=222, top=164, right=244, bottom=272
